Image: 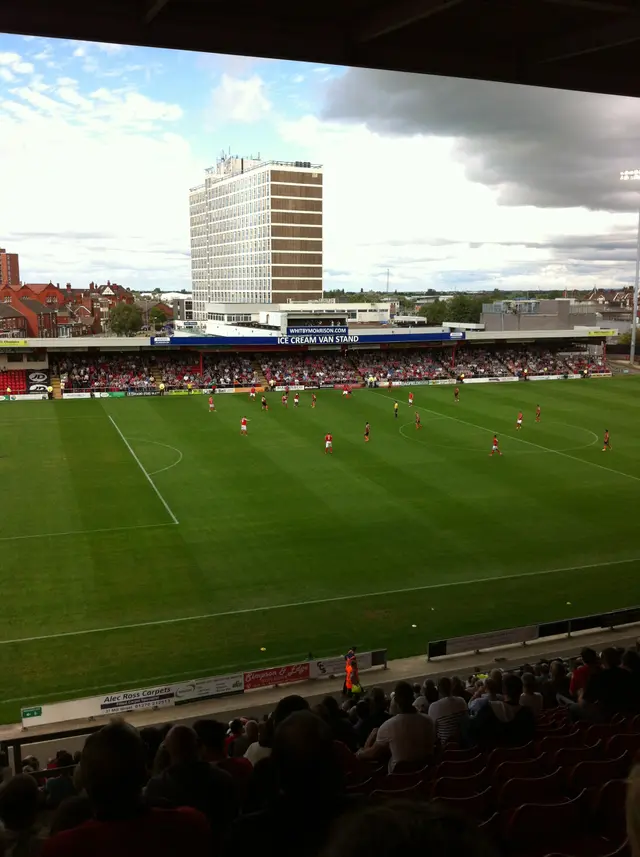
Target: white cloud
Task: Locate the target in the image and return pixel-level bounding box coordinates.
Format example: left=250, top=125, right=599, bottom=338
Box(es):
left=72, top=46, right=86, bottom=58
left=212, top=74, right=271, bottom=123
left=0, top=77, right=197, bottom=290
left=0, top=68, right=14, bottom=83
left=97, top=43, right=126, bottom=54
left=57, top=77, right=78, bottom=86
left=279, top=116, right=634, bottom=291
left=0, top=52, right=34, bottom=75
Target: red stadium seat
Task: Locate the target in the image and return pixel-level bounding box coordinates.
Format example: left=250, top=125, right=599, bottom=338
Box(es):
left=496, top=769, right=566, bottom=811
left=435, top=755, right=485, bottom=779
left=543, top=842, right=630, bottom=857
left=487, top=743, right=535, bottom=770
left=536, top=731, right=582, bottom=756
left=440, top=747, right=481, bottom=762
left=569, top=755, right=630, bottom=792
left=553, top=741, right=604, bottom=768
left=431, top=770, right=489, bottom=799
left=592, top=780, right=627, bottom=840
left=374, top=771, right=425, bottom=791
left=432, top=787, right=493, bottom=820
left=493, top=757, right=546, bottom=784
left=607, top=734, right=640, bottom=759
left=505, top=791, right=587, bottom=856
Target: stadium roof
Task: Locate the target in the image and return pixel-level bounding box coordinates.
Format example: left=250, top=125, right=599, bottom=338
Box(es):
left=2, top=0, right=640, bottom=99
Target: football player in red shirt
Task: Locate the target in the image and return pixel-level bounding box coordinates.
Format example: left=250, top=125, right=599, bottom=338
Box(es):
left=324, top=432, right=333, bottom=454
left=490, top=435, right=502, bottom=457
left=240, top=417, right=248, bottom=435
left=250, top=386, right=256, bottom=401
left=536, top=404, right=541, bottom=423
left=311, top=393, right=317, bottom=408
left=603, top=429, right=611, bottom=452
left=208, top=395, right=215, bottom=413
left=516, top=411, right=523, bottom=431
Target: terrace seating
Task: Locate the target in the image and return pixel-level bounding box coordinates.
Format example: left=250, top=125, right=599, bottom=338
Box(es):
left=0, top=369, right=27, bottom=394
left=8, top=645, right=640, bottom=857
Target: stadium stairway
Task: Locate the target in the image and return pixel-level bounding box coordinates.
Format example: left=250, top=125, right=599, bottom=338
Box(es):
left=252, top=361, right=269, bottom=388
left=50, top=376, right=63, bottom=400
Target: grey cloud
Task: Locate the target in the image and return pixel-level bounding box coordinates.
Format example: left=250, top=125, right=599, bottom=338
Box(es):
left=323, top=70, right=640, bottom=212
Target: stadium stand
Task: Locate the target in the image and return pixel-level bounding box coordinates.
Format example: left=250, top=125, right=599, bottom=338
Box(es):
left=0, top=370, right=27, bottom=394
left=52, top=346, right=608, bottom=396
left=259, top=353, right=359, bottom=386
left=54, top=354, right=257, bottom=391
left=2, top=644, right=637, bottom=856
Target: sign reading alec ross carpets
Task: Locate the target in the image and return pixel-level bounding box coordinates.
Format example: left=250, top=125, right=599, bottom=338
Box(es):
left=20, top=650, right=382, bottom=727
left=21, top=672, right=244, bottom=727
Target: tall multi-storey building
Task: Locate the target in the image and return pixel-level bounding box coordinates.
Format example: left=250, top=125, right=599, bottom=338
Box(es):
left=0, top=249, right=20, bottom=286
left=189, top=155, right=323, bottom=318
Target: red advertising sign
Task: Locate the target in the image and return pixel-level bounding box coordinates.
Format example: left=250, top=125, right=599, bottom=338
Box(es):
left=244, top=662, right=310, bottom=691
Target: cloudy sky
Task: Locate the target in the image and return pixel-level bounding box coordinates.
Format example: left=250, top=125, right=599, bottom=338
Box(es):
left=1, top=34, right=640, bottom=293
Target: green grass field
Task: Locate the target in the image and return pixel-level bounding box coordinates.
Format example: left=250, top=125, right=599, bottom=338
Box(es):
left=1, top=377, right=640, bottom=724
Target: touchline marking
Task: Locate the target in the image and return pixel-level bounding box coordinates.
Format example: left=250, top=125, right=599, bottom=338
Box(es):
left=0, top=522, right=174, bottom=544
left=107, top=415, right=179, bottom=525
left=1, top=555, right=639, bottom=648
left=379, top=392, right=640, bottom=484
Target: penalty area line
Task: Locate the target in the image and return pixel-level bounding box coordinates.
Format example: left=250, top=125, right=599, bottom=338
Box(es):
left=107, top=414, right=179, bottom=525
left=0, top=555, right=639, bottom=648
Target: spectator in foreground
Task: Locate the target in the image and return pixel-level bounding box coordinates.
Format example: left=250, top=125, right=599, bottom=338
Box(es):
left=519, top=672, right=544, bottom=716
left=225, top=710, right=352, bottom=857
left=145, top=725, right=237, bottom=832
left=413, top=679, right=439, bottom=715
left=581, top=647, right=638, bottom=720
left=321, top=800, right=498, bottom=857
left=316, top=696, right=358, bottom=752
left=229, top=721, right=258, bottom=758
left=0, top=773, right=46, bottom=857
left=428, top=677, right=469, bottom=744
left=355, top=688, right=390, bottom=744
left=470, top=674, right=535, bottom=746
left=569, top=648, right=600, bottom=699
left=357, top=681, right=435, bottom=771
left=44, top=752, right=77, bottom=810
left=541, top=660, right=571, bottom=709
left=469, top=677, right=503, bottom=717
left=193, top=720, right=252, bottom=801
left=43, top=721, right=211, bottom=857
left=244, top=695, right=309, bottom=766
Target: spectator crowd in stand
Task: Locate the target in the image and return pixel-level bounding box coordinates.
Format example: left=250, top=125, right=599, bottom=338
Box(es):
left=52, top=346, right=607, bottom=394
left=260, top=353, right=359, bottom=387
left=54, top=355, right=257, bottom=392
left=1, top=644, right=638, bottom=857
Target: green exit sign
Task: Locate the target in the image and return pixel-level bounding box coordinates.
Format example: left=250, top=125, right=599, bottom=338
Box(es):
left=21, top=707, right=42, bottom=719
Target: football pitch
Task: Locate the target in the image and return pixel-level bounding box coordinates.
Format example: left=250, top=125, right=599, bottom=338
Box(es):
left=1, top=377, right=640, bottom=724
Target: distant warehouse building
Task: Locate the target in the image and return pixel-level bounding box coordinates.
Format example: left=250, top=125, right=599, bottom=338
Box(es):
left=481, top=298, right=602, bottom=332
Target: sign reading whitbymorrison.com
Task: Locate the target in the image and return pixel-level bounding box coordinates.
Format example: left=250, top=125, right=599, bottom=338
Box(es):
left=20, top=651, right=382, bottom=728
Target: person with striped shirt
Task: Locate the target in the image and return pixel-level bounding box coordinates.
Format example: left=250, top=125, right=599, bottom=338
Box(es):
left=427, top=677, right=468, bottom=744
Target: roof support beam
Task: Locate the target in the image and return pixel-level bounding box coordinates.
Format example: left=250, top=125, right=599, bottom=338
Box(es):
left=537, top=0, right=637, bottom=12
left=533, top=12, right=640, bottom=62
left=355, top=0, right=465, bottom=43
left=144, top=0, right=171, bottom=25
